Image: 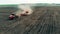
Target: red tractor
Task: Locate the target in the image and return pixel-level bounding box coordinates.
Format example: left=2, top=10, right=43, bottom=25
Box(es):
left=8, top=14, right=18, bottom=20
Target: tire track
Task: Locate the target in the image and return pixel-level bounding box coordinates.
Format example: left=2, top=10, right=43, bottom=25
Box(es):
left=23, top=8, right=48, bottom=34
left=1, top=7, right=60, bottom=34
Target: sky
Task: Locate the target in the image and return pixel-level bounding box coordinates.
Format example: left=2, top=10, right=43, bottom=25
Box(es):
left=0, top=0, right=60, bottom=4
